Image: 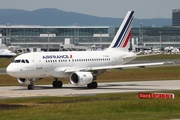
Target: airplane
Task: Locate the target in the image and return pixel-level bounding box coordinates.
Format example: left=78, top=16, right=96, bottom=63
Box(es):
left=0, top=49, right=16, bottom=58
left=6, top=11, right=171, bottom=90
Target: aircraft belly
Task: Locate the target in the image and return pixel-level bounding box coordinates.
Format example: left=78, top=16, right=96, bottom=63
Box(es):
left=52, top=67, right=69, bottom=78
left=52, top=73, right=69, bottom=78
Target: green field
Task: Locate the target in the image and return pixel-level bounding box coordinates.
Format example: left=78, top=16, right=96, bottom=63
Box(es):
left=0, top=54, right=180, bottom=120
left=0, top=91, right=180, bottom=120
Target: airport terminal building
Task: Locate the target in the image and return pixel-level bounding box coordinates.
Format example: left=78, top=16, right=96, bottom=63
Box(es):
left=172, top=9, right=180, bottom=26
left=131, top=26, right=180, bottom=48
left=0, top=25, right=111, bottom=51
left=1, top=24, right=180, bottom=51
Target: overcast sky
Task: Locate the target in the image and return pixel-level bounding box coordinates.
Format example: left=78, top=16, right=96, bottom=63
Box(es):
left=0, top=0, right=179, bottom=18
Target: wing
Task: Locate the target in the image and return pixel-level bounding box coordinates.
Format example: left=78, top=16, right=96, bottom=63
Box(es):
left=64, top=61, right=175, bottom=73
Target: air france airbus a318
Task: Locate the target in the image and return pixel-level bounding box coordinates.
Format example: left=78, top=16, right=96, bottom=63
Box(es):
left=6, top=11, right=169, bottom=90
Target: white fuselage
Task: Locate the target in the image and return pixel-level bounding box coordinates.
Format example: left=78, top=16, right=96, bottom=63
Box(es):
left=6, top=50, right=136, bottom=79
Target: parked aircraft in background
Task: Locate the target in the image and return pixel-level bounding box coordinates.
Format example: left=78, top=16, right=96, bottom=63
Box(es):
left=6, top=11, right=171, bottom=90
left=0, top=49, right=16, bottom=58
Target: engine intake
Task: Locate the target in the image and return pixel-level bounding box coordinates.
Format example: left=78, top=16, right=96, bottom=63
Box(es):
left=70, top=72, right=93, bottom=86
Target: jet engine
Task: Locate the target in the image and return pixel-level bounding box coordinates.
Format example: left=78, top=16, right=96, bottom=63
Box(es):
left=17, top=78, right=39, bottom=85
left=70, top=72, right=93, bottom=86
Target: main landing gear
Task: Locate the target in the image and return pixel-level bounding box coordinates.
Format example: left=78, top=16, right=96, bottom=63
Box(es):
left=87, top=82, right=97, bottom=89
left=52, top=78, right=63, bottom=88
left=87, top=76, right=98, bottom=89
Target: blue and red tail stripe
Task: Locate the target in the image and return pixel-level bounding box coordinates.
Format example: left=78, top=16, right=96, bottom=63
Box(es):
left=112, top=11, right=134, bottom=48
left=122, top=29, right=132, bottom=48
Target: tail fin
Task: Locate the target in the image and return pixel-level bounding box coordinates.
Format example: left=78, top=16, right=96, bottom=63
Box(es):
left=107, top=11, right=134, bottom=51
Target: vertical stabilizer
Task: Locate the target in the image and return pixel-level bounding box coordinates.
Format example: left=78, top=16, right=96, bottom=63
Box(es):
left=107, top=11, right=134, bottom=51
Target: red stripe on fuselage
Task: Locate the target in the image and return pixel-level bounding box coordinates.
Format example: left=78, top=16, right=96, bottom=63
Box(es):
left=122, top=29, right=132, bottom=48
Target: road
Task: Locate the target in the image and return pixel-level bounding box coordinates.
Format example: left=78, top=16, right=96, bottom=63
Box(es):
left=0, top=68, right=6, bottom=74
left=0, top=80, right=180, bottom=99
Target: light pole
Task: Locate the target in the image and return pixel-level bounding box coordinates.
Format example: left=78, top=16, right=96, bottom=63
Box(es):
left=100, top=32, right=102, bottom=49
left=158, top=31, right=162, bottom=49
left=139, top=23, right=143, bottom=46
left=6, top=23, right=11, bottom=46
left=74, top=23, right=79, bottom=45
left=48, top=32, right=50, bottom=51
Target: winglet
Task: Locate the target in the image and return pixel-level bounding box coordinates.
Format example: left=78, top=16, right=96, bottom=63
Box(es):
left=164, top=59, right=176, bottom=65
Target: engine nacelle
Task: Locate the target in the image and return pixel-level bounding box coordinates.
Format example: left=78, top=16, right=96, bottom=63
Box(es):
left=17, top=78, right=39, bottom=85
left=70, top=72, right=93, bottom=86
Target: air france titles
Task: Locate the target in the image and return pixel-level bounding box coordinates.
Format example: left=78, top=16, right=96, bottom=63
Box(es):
left=43, top=55, right=69, bottom=59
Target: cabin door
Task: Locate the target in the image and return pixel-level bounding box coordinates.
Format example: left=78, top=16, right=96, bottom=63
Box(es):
left=34, top=54, right=42, bottom=69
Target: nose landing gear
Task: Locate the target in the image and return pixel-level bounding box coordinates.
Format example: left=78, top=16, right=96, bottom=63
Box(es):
left=27, top=80, right=34, bottom=90
left=28, top=84, right=34, bottom=90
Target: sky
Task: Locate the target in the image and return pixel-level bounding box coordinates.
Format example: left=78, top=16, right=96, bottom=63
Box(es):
left=0, top=0, right=179, bottom=19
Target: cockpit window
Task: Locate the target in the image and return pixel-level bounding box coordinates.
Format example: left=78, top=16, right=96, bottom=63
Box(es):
left=15, top=60, right=21, bottom=63
left=12, top=59, right=30, bottom=63
left=21, top=60, right=25, bottom=63
left=25, top=59, right=29, bottom=63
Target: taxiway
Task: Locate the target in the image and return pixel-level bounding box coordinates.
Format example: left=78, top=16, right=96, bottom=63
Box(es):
left=0, top=80, right=180, bottom=99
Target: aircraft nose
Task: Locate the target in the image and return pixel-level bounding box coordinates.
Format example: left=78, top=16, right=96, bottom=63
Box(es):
left=6, top=64, right=17, bottom=76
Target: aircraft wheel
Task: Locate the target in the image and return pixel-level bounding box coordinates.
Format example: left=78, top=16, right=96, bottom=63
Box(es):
left=57, top=81, right=63, bottom=88
left=52, top=81, right=58, bottom=88
left=28, top=85, right=34, bottom=90
left=52, top=81, right=63, bottom=88
left=87, top=82, right=97, bottom=89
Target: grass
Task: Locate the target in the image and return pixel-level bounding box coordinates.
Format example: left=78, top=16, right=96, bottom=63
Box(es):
left=135, top=54, right=180, bottom=60
left=0, top=91, right=180, bottom=120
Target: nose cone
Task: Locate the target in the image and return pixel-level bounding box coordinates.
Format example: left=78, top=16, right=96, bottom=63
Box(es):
left=6, top=64, right=17, bottom=77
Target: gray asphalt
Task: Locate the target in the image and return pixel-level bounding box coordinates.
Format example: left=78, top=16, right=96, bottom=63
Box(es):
left=0, top=68, right=6, bottom=74
left=0, top=80, right=180, bottom=99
